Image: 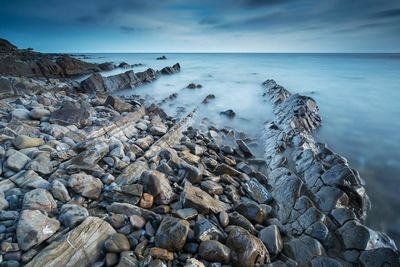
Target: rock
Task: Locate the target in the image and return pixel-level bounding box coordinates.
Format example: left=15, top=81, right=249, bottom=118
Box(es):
left=186, top=83, right=202, bottom=89
left=259, top=225, right=283, bottom=255
left=199, top=240, right=231, bottom=264
left=220, top=109, right=235, bottom=118
left=235, top=200, right=266, bottom=224
left=175, top=208, right=198, bottom=220
left=6, top=151, right=30, bottom=172
left=243, top=178, right=273, bottom=204
left=181, top=183, right=229, bottom=214
left=228, top=212, right=258, bottom=235
left=283, top=236, right=325, bottom=266
left=149, top=247, right=174, bottom=261
left=160, top=63, right=180, bottom=75
left=11, top=108, right=30, bottom=120
left=118, top=62, right=130, bottom=68
left=149, top=125, right=168, bottom=136
left=200, top=180, right=223, bottom=195
left=17, top=210, right=60, bottom=251
left=104, top=233, right=130, bottom=253
left=359, top=248, right=400, bottom=267
left=22, top=189, right=57, bottom=212
left=337, top=220, right=370, bottom=250
left=68, top=172, right=103, bottom=199
left=214, top=164, right=241, bottom=176
left=184, top=258, right=205, bottom=267
left=25, top=152, right=53, bottom=175
left=0, top=77, right=16, bottom=98
left=106, top=253, right=119, bottom=266
left=50, top=179, right=71, bottom=202
left=59, top=204, right=89, bottom=228
left=13, top=135, right=44, bottom=149
left=155, top=217, right=190, bottom=251
left=226, top=226, right=269, bottom=267
left=25, top=217, right=116, bottom=267
left=310, top=256, right=343, bottom=267
left=202, top=94, right=215, bottom=104
left=29, top=108, right=50, bottom=120
left=236, top=139, right=254, bottom=158
left=156, top=56, right=167, bottom=60
left=50, top=101, right=90, bottom=128
left=99, top=62, right=115, bottom=71
left=139, top=193, right=154, bottom=209
left=10, top=170, right=49, bottom=190
left=0, top=193, right=9, bottom=210
left=140, top=170, right=176, bottom=205
left=219, top=211, right=229, bottom=227
left=129, top=215, right=146, bottom=229
left=104, top=95, right=133, bottom=113
left=178, top=162, right=202, bottom=184
left=194, top=218, right=225, bottom=242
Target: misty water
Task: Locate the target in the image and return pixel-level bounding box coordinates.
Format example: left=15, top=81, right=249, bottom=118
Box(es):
left=80, top=53, right=400, bottom=244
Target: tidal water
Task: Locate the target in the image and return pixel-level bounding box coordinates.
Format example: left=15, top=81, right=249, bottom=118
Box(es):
left=81, top=53, right=400, bottom=244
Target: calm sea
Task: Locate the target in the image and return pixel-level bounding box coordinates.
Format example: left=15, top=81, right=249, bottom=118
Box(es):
left=81, top=53, right=400, bottom=244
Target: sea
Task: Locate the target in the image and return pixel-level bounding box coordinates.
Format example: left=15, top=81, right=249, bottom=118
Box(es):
left=78, top=53, right=400, bottom=245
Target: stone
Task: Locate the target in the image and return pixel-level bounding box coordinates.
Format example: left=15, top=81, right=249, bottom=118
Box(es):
left=10, top=170, right=49, bottom=190
left=117, top=251, right=138, bottom=266
left=228, top=212, right=258, bottom=235
left=199, top=240, right=231, bottom=264
left=13, top=135, right=44, bottom=150
left=106, top=253, right=119, bottom=266
left=337, top=220, right=371, bottom=250
left=104, top=233, right=130, bottom=253
left=178, top=162, right=202, bottom=184
left=155, top=217, right=190, bottom=251
left=59, top=204, right=89, bottom=228
left=184, top=258, right=205, bottom=267
left=200, top=180, right=223, bottom=195
left=139, top=193, right=153, bottom=209
left=25, top=217, right=116, bottom=267
left=6, top=151, right=30, bottom=172
left=235, top=200, right=266, bottom=224
left=50, top=101, right=90, bottom=128
left=236, top=139, right=254, bottom=158
left=359, top=247, right=400, bottom=267
left=17, top=210, right=60, bottom=251
left=310, top=256, right=343, bottom=267
left=243, top=178, right=273, bottom=204
left=259, top=225, right=283, bottom=255
left=129, top=215, right=146, bottom=229
left=149, top=125, right=168, bottom=136
left=175, top=208, right=198, bottom=220
left=26, top=152, right=53, bottom=175
left=104, top=95, right=133, bottom=113
left=22, top=189, right=57, bottom=212
left=68, top=172, right=103, bottom=199
left=214, top=164, right=241, bottom=176
left=181, top=183, right=229, bottom=214
left=283, top=236, right=325, bottom=266
left=226, top=226, right=269, bottom=267
left=194, top=218, right=225, bottom=242
left=220, top=109, right=235, bottom=118
left=149, top=247, right=174, bottom=261
left=140, top=170, right=176, bottom=205
left=11, top=108, right=30, bottom=120
left=0, top=193, right=9, bottom=210
left=29, top=108, right=50, bottom=120
left=51, top=179, right=71, bottom=202
left=219, top=211, right=229, bottom=227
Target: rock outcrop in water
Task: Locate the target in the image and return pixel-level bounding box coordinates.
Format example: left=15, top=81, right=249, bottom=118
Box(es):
left=0, top=41, right=398, bottom=266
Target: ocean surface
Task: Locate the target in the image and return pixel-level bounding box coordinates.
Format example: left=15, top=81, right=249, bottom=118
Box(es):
left=79, top=53, right=400, bottom=244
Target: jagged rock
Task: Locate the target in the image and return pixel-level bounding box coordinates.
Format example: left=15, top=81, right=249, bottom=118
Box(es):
left=199, top=240, right=231, bottom=264
left=359, top=248, right=400, bottom=267
left=25, top=217, right=116, bottom=267
left=186, top=83, right=202, bottom=89
left=17, top=210, right=60, bottom=251
left=337, top=220, right=371, bottom=250
left=160, top=63, right=180, bottom=75
left=149, top=125, right=168, bottom=136
left=140, top=170, right=176, bottom=205
left=228, top=212, right=258, bottom=235
left=175, top=208, right=198, bottom=220
left=5, top=151, right=30, bottom=172
left=10, top=170, right=49, bottom=190
left=243, top=178, right=273, bottom=204
left=236, top=139, right=254, bottom=158
left=104, top=95, right=133, bottom=113
left=99, top=62, right=115, bottom=71
left=25, top=152, right=53, bottom=175
left=156, top=56, right=167, bottom=60
left=59, top=204, right=89, bottom=228
left=178, top=162, right=202, bottom=184
left=68, top=172, right=103, bottom=199
left=22, top=188, right=57, bottom=212
left=150, top=247, right=174, bottom=261
left=194, top=218, right=225, bottom=242
left=181, top=183, right=229, bottom=214
left=50, top=101, right=90, bottom=128
left=13, top=135, right=44, bottom=149
left=220, top=109, right=235, bottom=118
left=202, top=94, right=215, bottom=104
left=259, top=225, right=283, bottom=255
left=155, top=217, right=190, bottom=251
left=235, top=199, right=266, bottom=224
left=50, top=179, right=71, bottom=202
left=226, top=226, right=269, bottom=267
left=200, top=180, right=223, bottom=195
left=104, top=233, right=130, bottom=253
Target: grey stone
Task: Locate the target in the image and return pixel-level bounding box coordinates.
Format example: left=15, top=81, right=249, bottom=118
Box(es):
left=259, top=225, right=283, bottom=255
left=198, top=240, right=231, bottom=264
left=140, top=170, right=176, bottom=205
left=104, top=233, right=130, bottom=253
left=68, top=172, right=103, bottom=199
left=243, top=178, right=273, bottom=204
left=22, top=188, right=57, bottom=212
left=155, top=217, right=190, bottom=251
left=59, top=204, right=89, bottom=228
left=6, top=151, right=30, bottom=172
left=194, top=218, right=225, bottom=242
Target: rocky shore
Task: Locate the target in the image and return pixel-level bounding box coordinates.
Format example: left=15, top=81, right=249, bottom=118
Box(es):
left=0, top=39, right=399, bottom=267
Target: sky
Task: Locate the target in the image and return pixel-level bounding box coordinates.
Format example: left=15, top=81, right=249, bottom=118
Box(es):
left=0, top=0, right=400, bottom=53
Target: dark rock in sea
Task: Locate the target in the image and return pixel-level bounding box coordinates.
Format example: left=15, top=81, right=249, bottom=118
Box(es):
left=202, top=94, right=215, bottom=104
left=118, top=62, right=131, bottom=68
left=98, top=62, right=116, bottom=71
left=156, top=56, right=167, bottom=60
left=160, top=63, right=180, bottom=75
left=220, top=109, right=236, bottom=118
left=186, top=83, right=202, bottom=89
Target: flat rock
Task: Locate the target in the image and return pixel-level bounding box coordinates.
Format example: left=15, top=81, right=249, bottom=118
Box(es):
left=50, top=101, right=90, bottom=128
left=243, top=178, right=273, bottom=204
left=6, top=151, right=30, bottom=172
left=17, top=210, right=60, bottom=251
left=13, top=135, right=44, bottom=150
left=104, top=95, right=133, bottom=113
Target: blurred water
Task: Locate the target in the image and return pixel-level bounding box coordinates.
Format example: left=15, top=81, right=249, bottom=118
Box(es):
left=82, top=53, right=400, bottom=243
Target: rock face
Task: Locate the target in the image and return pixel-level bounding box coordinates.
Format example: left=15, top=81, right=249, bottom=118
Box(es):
left=155, top=217, right=190, bottom=251
left=17, top=210, right=60, bottom=251
left=26, top=217, right=116, bottom=267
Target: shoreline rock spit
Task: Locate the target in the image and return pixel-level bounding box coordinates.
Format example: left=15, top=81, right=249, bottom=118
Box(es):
left=0, top=39, right=398, bottom=267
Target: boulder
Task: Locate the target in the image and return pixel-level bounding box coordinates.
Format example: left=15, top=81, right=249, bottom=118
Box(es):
left=22, top=189, right=57, bottom=212
left=104, top=95, right=133, bottom=113
left=160, top=63, right=180, bottom=75
left=59, top=204, right=89, bottom=228
left=140, top=170, right=176, bottom=205
left=50, top=101, right=90, bottom=128
left=259, top=225, right=283, bottom=255
left=17, top=210, right=60, bottom=251
left=6, top=151, right=30, bottom=172
left=51, top=179, right=71, bottom=202
left=220, top=109, right=235, bottom=118
left=29, top=108, right=50, bottom=120
left=155, top=217, right=190, bottom=251
left=104, top=233, right=130, bottom=253
left=243, top=178, right=273, bottom=204
left=68, top=172, right=103, bottom=199
left=25, top=217, right=116, bottom=267
left=199, top=240, right=231, bottom=264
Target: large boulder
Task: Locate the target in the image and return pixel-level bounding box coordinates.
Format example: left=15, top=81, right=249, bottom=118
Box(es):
left=22, top=188, right=57, bottom=212
left=155, top=217, right=190, bottom=251
left=50, top=101, right=90, bottom=128
left=68, top=172, right=103, bottom=199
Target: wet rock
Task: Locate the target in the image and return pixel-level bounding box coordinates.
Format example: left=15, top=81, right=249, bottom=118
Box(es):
left=5, top=151, right=30, bottom=172
left=99, top=62, right=115, bottom=71
left=236, top=139, right=254, bottom=158
left=259, top=225, right=283, bottom=255
left=13, top=135, right=44, bottom=149
left=161, top=63, right=180, bottom=75
left=68, top=172, right=103, bottom=199
left=156, top=56, right=167, bottom=60
left=194, top=218, right=225, bottom=242
left=150, top=247, right=174, bottom=261
left=181, top=183, right=229, bottom=214
left=50, top=101, right=90, bottom=128
left=283, top=236, right=325, bottom=266
left=140, top=170, right=176, bottom=205
left=226, top=226, right=269, bottom=267
left=219, top=211, right=229, bottom=227
left=22, top=188, right=57, bottom=212
left=104, top=233, right=130, bottom=253
left=202, top=94, right=215, bottom=104
left=243, top=178, right=273, bottom=204
left=155, top=217, right=190, bottom=251
left=220, top=109, right=235, bottom=118
left=199, top=240, right=231, bottom=264
left=104, top=95, right=133, bottom=113
left=186, top=83, right=202, bottom=89
left=228, top=212, right=258, bottom=235
left=129, top=215, right=146, bottom=229
left=214, top=164, right=241, bottom=176
left=17, top=210, right=60, bottom=251
left=200, top=180, right=223, bottom=195
left=59, top=204, right=89, bottom=228
left=149, top=124, right=168, bottom=136
left=178, top=162, right=202, bottom=184
left=235, top=200, right=266, bottom=224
